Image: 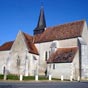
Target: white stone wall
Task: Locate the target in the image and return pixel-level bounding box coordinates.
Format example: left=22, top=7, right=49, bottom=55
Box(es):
left=35, top=38, right=78, bottom=75
left=82, top=21, right=88, bottom=44
left=47, top=50, right=79, bottom=80
left=47, top=63, right=72, bottom=80
left=81, top=45, right=88, bottom=79
left=7, top=51, right=26, bottom=75
left=35, top=42, right=52, bottom=75
left=0, top=51, right=9, bottom=74
left=80, top=21, right=88, bottom=79
left=58, top=38, right=78, bottom=48
left=72, top=50, right=80, bottom=80
left=28, top=53, right=39, bottom=76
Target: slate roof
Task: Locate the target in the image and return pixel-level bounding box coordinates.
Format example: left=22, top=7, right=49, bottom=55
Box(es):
left=47, top=47, right=78, bottom=63
left=34, top=20, right=84, bottom=43
left=34, top=6, right=46, bottom=35
left=0, top=41, right=14, bottom=51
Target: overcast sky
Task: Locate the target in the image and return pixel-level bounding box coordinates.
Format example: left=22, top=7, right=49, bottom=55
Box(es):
left=0, top=0, right=88, bottom=45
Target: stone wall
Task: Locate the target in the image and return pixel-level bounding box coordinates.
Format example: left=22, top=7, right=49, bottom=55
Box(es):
left=81, top=45, right=88, bottom=79
left=35, top=38, right=78, bottom=75
left=47, top=63, right=72, bottom=80
left=0, top=51, right=9, bottom=74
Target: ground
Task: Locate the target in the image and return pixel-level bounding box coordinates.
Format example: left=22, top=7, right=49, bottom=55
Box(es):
left=0, top=81, right=88, bottom=88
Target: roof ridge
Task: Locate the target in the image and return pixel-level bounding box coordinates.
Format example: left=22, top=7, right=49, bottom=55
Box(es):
left=46, top=20, right=85, bottom=29
left=35, top=20, right=85, bottom=43
left=1, top=41, right=14, bottom=46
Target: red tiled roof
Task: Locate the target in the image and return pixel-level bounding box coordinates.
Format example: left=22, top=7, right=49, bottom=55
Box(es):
left=34, top=20, right=84, bottom=43
left=23, top=32, right=39, bottom=55
left=23, top=32, right=33, bottom=42
left=0, top=41, right=14, bottom=51
left=0, top=33, right=39, bottom=55
left=33, top=34, right=42, bottom=43
left=47, top=47, right=78, bottom=63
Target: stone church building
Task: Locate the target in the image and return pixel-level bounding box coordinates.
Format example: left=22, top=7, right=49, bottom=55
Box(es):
left=0, top=7, right=88, bottom=80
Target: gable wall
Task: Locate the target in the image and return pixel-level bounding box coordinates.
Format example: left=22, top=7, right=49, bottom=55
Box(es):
left=11, top=31, right=28, bottom=53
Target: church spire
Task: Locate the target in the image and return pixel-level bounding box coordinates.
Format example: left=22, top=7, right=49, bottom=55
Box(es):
left=33, top=5, right=46, bottom=35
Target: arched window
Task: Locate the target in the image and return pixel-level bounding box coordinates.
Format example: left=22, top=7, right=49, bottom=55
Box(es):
left=50, top=41, right=57, bottom=54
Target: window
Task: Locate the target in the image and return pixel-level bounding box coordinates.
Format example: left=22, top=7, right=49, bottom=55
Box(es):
left=45, top=51, right=47, bottom=61
left=3, top=66, right=5, bottom=74
left=53, top=64, right=55, bottom=69
left=50, top=42, right=57, bottom=54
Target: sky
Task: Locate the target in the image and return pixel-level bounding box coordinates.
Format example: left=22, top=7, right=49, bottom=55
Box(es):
left=0, top=0, right=88, bottom=45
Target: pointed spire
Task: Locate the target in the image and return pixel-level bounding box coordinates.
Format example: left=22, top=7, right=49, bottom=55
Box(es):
left=37, top=6, right=46, bottom=29
left=34, top=5, right=46, bottom=35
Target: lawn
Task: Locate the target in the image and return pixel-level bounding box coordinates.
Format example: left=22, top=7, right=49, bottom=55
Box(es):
left=0, top=74, right=61, bottom=81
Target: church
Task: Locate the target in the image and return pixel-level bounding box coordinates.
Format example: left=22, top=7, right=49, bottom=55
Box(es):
left=0, top=6, right=88, bottom=80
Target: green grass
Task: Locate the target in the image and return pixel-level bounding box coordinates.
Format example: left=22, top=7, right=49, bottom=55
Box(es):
left=23, top=76, right=48, bottom=80
left=0, top=74, right=19, bottom=80
left=7, top=74, right=19, bottom=80
left=0, top=74, right=61, bottom=81
left=39, top=76, right=48, bottom=80
left=23, top=76, right=35, bottom=80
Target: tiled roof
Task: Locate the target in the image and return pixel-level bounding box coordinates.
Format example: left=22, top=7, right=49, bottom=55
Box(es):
left=0, top=33, right=39, bottom=55
left=0, top=41, right=14, bottom=51
left=33, top=34, right=42, bottom=43
left=23, top=32, right=33, bottom=42
left=34, top=20, right=84, bottom=43
left=23, top=32, right=39, bottom=55
left=47, top=47, right=78, bottom=63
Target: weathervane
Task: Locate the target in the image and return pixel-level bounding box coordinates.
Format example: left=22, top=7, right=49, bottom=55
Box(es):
left=41, top=1, right=44, bottom=8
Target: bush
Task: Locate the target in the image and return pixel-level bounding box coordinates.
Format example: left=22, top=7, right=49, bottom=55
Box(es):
left=0, top=74, right=4, bottom=79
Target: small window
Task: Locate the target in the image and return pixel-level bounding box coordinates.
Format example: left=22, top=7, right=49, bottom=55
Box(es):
left=45, top=51, right=47, bottom=61
left=53, top=64, right=55, bottom=69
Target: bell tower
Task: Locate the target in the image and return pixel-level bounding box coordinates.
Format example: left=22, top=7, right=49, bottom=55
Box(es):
left=33, top=6, right=46, bottom=35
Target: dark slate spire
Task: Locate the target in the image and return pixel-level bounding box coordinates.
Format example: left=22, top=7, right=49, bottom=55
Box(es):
left=34, top=6, right=46, bottom=35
